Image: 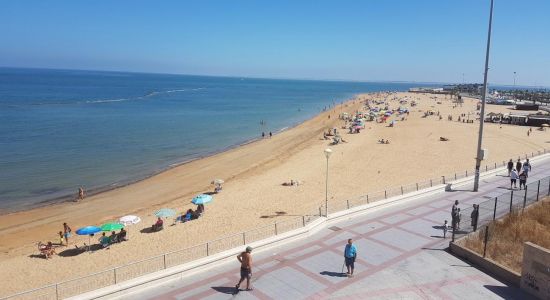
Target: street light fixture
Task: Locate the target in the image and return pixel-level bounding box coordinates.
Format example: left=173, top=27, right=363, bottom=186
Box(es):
left=324, top=148, right=332, bottom=217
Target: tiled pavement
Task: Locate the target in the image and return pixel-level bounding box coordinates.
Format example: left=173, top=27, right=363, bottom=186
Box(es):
left=117, top=158, right=550, bottom=300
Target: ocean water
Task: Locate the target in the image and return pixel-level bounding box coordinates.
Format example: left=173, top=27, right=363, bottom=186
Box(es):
left=0, top=68, right=426, bottom=212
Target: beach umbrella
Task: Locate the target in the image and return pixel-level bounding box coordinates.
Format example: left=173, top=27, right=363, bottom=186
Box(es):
left=101, top=222, right=124, bottom=232
left=119, top=215, right=141, bottom=225
left=192, top=194, right=213, bottom=205
left=155, top=208, right=176, bottom=218
left=211, top=179, right=224, bottom=185
left=118, top=215, right=141, bottom=240
left=76, top=226, right=101, bottom=249
left=76, top=226, right=101, bottom=235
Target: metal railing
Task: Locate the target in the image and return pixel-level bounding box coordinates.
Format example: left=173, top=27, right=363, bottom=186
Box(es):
left=451, top=175, right=550, bottom=243
left=2, top=148, right=548, bottom=300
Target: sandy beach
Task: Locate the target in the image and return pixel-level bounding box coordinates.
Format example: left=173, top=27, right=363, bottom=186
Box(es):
left=1, top=91, right=548, bottom=296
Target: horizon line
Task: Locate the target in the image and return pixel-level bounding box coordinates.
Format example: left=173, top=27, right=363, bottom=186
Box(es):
left=1, top=65, right=548, bottom=89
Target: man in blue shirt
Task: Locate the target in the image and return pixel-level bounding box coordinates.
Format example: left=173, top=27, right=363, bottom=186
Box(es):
left=344, top=239, right=357, bottom=277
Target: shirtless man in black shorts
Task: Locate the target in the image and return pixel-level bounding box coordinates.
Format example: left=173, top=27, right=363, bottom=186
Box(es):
left=235, top=246, right=253, bottom=291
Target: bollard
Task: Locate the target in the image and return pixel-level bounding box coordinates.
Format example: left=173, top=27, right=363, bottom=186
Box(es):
left=302, top=215, right=306, bottom=227
left=442, top=176, right=445, bottom=184
left=455, top=173, right=457, bottom=180
left=430, top=179, right=433, bottom=187
left=483, top=226, right=489, bottom=258
left=163, top=255, right=167, bottom=269
left=114, top=268, right=118, bottom=284
left=206, top=242, right=210, bottom=256
left=275, top=223, right=278, bottom=235
left=485, top=165, right=488, bottom=172
left=319, top=207, right=322, bottom=217
left=384, top=190, right=387, bottom=199
left=416, top=183, right=419, bottom=191
left=401, top=186, right=404, bottom=195
left=366, top=194, right=369, bottom=203
left=466, top=170, right=468, bottom=177
left=494, top=162, right=497, bottom=169
left=347, top=200, right=350, bottom=209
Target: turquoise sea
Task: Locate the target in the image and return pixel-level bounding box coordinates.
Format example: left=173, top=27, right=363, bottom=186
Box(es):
left=0, top=68, right=432, bottom=212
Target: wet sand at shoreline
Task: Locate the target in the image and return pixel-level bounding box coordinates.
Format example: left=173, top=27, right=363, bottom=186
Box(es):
left=1, top=92, right=547, bottom=296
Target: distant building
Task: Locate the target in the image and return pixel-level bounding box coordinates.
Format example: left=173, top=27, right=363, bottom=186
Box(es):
left=408, top=87, right=446, bottom=94
left=515, top=103, right=539, bottom=111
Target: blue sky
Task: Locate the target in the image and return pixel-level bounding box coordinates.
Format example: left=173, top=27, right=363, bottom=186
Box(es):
left=1, top=0, right=548, bottom=86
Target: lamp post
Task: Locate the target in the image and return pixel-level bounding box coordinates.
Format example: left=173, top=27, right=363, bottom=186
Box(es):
left=324, top=148, right=332, bottom=217
left=473, top=0, right=494, bottom=192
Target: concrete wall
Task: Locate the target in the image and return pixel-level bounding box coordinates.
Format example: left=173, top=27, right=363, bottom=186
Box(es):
left=521, top=242, right=550, bottom=300
left=449, top=242, right=521, bottom=286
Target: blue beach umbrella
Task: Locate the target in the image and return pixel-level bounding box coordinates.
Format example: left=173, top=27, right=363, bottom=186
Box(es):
left=155, top=208, right=176, bottom=218
left=192, top=194, right=213, bottom=205
left=76, top=226, right=101, bottom=235
left=76, top=226, right=102, bottom=250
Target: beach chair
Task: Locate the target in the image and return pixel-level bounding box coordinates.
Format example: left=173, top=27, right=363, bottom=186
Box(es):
left=38, top=243, right=50, bottom=259
left=38, top=242, right=55, bottom=259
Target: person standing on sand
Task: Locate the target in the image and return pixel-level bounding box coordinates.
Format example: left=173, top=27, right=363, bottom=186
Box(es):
left=261, top=132, right=265, bottom=138
left=235, top=246, right=253, bottom=291
left=516, top=159, right=522, bottom=176
left=269, top=131, right=272, bottom=138
left=507, top=159, right=514, bottom=176
left=77, top=187, right=85, bottom=202
left=63, top=222, right=72, bottom=244
left=344, top=239, right=357, bottom=277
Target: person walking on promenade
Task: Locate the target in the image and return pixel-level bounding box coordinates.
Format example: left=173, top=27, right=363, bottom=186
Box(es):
left=519, top=171, right=527, bottom=190
left=344, top=239, right=357, bottom=277
left=442, top=220, right=449, bottom=238
left=507, top=159, right=514, bottom=177
left=471, top=204, right=479, bottom=232
left=235, top=246, right=253, bottom=292
left=510, top=169, right=519, bottom=189
left=451, top=200, right=459, bottom=231
left=516, top=159, right=522, bottom=177
left=523, top=159, right=532, bottom=177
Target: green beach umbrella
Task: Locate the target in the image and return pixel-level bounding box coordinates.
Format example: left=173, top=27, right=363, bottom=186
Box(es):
left=101, top=222, right=124, bottom=232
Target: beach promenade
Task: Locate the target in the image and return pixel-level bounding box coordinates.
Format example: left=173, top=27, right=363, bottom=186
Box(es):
left=112, top=159, right=550, bottom=299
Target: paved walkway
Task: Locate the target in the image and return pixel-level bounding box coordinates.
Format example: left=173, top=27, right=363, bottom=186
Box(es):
left=116, top=158, right=550, bottom=300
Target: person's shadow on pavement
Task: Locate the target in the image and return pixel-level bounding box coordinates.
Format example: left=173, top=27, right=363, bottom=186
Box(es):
left=212, top=286, right=238, bottom=294
left=320, top=271, right=347, bottom=277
